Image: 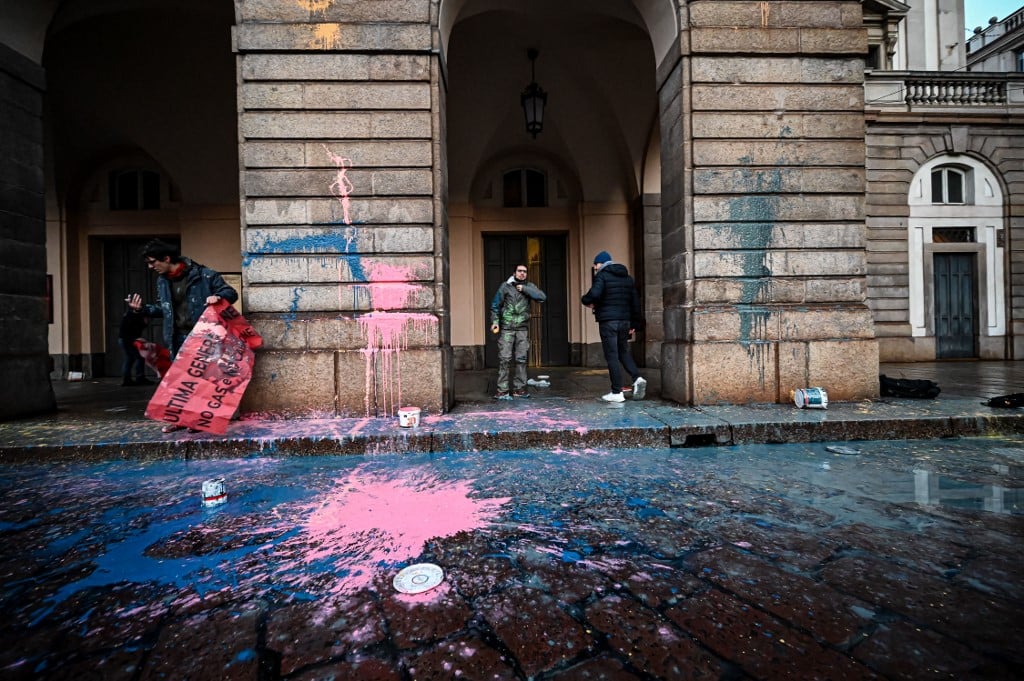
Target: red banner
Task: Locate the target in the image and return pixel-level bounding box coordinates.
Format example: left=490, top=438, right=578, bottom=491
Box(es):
left=135, top=339, right=172, bottom=377
left=146, top=300, right=262, bottom=434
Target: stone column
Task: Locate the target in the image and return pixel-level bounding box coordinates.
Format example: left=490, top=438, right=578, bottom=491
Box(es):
left=235, top=0, right=451, bottom=417
left=0, top=43, right=55, bottom=420
left=661, top=1, right=878, bottom=404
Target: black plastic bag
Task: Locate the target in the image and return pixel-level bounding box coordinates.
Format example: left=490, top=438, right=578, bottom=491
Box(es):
left=984, top=393, right=1024, bottom=408
left=879, top=374, right=941, bottom=399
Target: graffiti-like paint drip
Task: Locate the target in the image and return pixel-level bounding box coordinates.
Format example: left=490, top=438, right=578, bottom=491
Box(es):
left=296, top=0, right=334, bottom=15
left=323, top=145, right=354, bottom=225
left=354, top=260, right=437, bottom=416
left=727, top=164, right=785, bottom=386
left=309, top=23, right=342, bottom=50
left=358, top=312, right=438, bottom=417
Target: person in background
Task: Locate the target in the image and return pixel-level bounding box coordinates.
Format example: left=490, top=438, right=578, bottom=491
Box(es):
left=581, top=250, right=646, bottom=403
left=117, top=307, right=152, bottom=386
left=128, top=239, right=238, bottom=431
left=489, top=264, right=546, bottom=399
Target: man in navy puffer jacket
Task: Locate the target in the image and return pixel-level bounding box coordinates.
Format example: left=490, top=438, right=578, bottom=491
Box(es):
left=581, top=251, right=646, bottom=402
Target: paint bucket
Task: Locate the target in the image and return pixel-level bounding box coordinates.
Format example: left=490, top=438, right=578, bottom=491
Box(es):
left=398, top=406, right=421, bottom=428
left=201, top=478, right=227, bottom=507
left=68, top=371, right=84, bottom=382
left=793, top=387, right=828, bottom=409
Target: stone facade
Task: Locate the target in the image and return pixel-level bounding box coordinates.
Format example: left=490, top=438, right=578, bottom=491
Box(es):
left=659, top=1, right=878, bottom=404
left=236, top=1, right=452, bottom=417
left=865, top=118, right=1023, bottom=360
left=0, top=42, right=55, bottom=420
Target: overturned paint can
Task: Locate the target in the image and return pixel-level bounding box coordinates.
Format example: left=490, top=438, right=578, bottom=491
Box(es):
left=398, top=406, right=421, bottom=428
left=201, top=478, right=227, bottom=507
left=793, top=387, right=828, bottom=409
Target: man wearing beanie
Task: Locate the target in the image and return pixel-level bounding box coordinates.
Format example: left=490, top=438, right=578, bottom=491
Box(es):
left=581, top=251, right=646, bottom=402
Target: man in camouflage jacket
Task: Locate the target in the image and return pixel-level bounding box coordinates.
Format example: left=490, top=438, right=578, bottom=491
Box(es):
left=489, top=264, right=546, bottom=399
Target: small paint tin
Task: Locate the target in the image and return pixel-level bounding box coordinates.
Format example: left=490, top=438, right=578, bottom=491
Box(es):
left=793, top=387, right=828, bottom=409
left=201, top=477, right=227, bottom=507
left=398, top=406, right=421, bottom=428
left=393, top=563, right=444, bottom=594
left=68, top=371, right=84, bottom=382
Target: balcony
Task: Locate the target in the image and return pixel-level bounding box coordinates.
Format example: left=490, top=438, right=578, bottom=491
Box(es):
left=865, top=71, right=1024, bottom=113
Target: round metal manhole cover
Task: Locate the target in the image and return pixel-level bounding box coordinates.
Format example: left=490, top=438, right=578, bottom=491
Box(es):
left=393, top=563, right=444, bottom=594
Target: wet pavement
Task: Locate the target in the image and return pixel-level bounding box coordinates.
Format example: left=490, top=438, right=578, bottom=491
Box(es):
left=0, top=437, right=1021, bottom=680
left=0, top=362, right=1022, bottom=679
left=1, top=362, right=1023, bottom=460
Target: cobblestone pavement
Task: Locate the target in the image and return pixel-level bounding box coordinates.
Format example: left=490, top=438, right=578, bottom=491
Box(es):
left=1, top=437, right=1021, bottom=680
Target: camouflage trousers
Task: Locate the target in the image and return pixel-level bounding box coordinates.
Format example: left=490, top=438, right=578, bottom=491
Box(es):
left=496, top=326, right=529, bottom=393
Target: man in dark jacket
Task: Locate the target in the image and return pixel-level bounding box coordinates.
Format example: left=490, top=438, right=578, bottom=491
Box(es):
left=127, top=239, right=238, bottom=357
left=490, top=264, right=546, bottom=399
left=128, top=239, right=239, bottom=432
left=581, top=251, right=646, bottom=402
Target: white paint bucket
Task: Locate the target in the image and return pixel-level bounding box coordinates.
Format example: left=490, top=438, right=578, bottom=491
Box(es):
left=398, top=406, right=421, bottom=428
left=793, top=387, right=828, bottom=409
left=201, top=478, right=227, bottom=507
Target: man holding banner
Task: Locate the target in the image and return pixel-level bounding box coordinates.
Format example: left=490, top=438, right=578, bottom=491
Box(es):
left=128, top=239, right=250, bottom=434
left=128, top=240, right=238, bottom=358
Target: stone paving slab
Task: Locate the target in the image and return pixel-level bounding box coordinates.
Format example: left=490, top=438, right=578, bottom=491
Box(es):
left=1, top=441, right=1018, bottom=680
left=2, top=388, right=1024, bottom=461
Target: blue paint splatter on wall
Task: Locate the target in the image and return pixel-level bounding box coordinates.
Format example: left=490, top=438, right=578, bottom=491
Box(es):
left=724, top=165, right=786, bottom=385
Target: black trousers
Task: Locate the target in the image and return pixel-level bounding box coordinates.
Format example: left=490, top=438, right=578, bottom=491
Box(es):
left=598, top=319, right=640, bottom=393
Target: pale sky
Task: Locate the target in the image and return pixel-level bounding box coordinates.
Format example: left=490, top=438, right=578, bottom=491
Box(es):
left=965, top=0, right=1024, bottom=35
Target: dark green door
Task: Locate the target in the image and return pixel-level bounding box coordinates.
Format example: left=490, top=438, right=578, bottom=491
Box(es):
left=483, top=234, right=568, bottom=368
left=933, top=252, right=977, bottom=359
left=102, top=238, right=176, bottom=376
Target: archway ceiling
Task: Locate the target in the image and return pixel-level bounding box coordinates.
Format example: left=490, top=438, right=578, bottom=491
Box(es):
left=446, top=0, right=658, bottom=204
left=41, top=0, right=237, bottom=205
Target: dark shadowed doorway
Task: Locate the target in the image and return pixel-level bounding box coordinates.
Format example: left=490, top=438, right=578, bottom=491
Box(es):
left=483, top=234, right=568, bottom=368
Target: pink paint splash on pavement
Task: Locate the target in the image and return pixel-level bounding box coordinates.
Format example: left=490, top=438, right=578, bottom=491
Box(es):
left=268, top=466, right=510, bottom=597
left=324, top=145, right=354, bottom=225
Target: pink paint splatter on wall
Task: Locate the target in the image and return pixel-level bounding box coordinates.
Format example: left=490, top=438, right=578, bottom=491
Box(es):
left=323, top=145, right=354, bottom=225
left=354, top=260, right=437, bottom=417
left=361, top=260, right=424, bottom=311
left=358, top=312, right=438, bottom=416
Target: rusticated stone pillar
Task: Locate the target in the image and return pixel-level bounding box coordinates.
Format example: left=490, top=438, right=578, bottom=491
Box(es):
left=0, top=43, right=55, bottom=420
left=235, top=0, right=451, bottom=417
left=661, top=1, right=878, bottom=404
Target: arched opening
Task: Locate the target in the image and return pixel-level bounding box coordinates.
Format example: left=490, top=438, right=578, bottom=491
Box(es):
left=907, top=155, right=1007, bottom=359
left=41, top=0, right=239, bottom=378
left=442, top=0, right=666, bottom=382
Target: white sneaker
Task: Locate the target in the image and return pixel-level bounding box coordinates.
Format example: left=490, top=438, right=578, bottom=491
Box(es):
left=632, top=376, right=647, bottom=400
left=601, top=392, right=625, bottom=403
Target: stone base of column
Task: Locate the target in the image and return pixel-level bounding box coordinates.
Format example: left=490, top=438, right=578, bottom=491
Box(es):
left=0, top=357, right=56, bottom=420
left=662, top=308, right=880, bottom=405
left=243, top=347, right=452, bottom=418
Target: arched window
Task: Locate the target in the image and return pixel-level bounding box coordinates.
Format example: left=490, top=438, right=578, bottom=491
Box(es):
left=502, top=168, right=547, bottom=207
left=930, top=166, right=969, bottom=204
left=109, top=169, right=160, bottom=210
